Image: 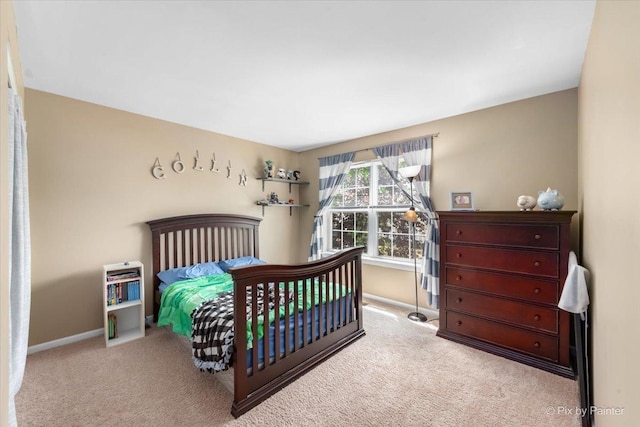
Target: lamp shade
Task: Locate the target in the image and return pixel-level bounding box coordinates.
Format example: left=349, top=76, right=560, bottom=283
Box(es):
left=398, top=165, right=421, bottom=179
left=403, top=207, right=418, bottom=222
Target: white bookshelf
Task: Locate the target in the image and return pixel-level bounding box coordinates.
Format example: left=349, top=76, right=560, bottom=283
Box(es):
left=103, top=261, right=145, bottom=347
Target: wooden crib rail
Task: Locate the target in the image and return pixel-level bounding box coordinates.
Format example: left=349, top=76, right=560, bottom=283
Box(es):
left=230, top=246, right=365, bottom=417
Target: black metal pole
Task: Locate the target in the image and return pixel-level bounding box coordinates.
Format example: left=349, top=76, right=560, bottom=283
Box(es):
left=407, top=177, right=427, bottom=322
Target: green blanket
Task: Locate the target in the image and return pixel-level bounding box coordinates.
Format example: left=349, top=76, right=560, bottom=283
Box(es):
left=158, top=274, right=347, bottom=342
left=158, top=274, right=235, bottom=337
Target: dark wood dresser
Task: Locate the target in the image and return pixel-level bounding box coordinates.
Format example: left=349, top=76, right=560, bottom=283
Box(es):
left=436, top=210, right=576, bottom=378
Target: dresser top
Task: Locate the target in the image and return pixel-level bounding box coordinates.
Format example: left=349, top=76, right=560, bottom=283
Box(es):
left=437, top=210, right=576, bottom=224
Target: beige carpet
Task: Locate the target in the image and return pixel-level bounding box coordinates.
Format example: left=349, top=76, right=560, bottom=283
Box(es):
left=16, top=300, right=581, bottom=426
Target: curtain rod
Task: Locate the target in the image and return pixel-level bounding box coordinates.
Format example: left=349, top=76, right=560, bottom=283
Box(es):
left=352, top=132, right=440, bottom=154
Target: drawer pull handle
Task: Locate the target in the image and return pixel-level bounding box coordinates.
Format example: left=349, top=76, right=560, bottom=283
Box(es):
left=456, top=298, right=463, bottom=303
left=456, top=275, right=462, bottom=281
left=456, top=253, right=463, bottom=258
left=534, top=261, right=541, bottom=267
left=534, top=234, right=541, bottom=240
left=534, top=341, right=540, bottom=348
left=456, top=320, right=462, bottom=326
left=456, top=230, right=462, bottom=235
left=534, top=315, right=540, bottom=321
left=534, top=288, right=541, bottom=294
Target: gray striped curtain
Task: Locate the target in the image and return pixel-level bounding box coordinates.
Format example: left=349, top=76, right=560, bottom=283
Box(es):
left=400, top=137, right=439, bottom=308
left=374, top=137, right=439, bottom=308
left=308, top=153, right=355, bottom=261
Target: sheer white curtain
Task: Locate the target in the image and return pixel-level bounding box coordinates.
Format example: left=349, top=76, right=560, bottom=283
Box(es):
left=8, top=87, right=31, bottom=426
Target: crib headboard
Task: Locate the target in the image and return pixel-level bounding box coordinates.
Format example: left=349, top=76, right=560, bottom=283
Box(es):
left=146, top=213, right=262, bottom=308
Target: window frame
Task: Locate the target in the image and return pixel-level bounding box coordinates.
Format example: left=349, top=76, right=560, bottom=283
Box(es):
left=322, top=159, right=423, bottom=271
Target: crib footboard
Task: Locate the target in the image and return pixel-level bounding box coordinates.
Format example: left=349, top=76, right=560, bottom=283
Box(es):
left=229, top=247, right=365, bottom=417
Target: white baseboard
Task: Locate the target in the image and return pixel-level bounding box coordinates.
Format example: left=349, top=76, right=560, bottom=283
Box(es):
left=27, top=299, right=428, bottom=355
left=363, top=292, right=439, bottom=319
left=28, top=315, right=155, bottom=355
left=27, top=328, right=103, bottom=355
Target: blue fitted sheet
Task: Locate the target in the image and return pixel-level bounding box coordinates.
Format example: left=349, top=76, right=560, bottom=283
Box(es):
left=247, top=293, right=353, bottom=368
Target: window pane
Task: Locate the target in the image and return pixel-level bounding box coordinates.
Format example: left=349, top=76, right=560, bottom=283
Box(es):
left=332, top=212, right=343, bottom=230
left=355, top=232, right=368, bottom=249
left=343, top=212, right=354, bottom=230
left=394, top=189, right=411, bottom=205
left=331, top=211, right=368, bottom=251
left=414, top=237, right=424, bottom=259
left=343, top=169, right=356, bottom=188
left=378, top=185, right=393, bottom=205
left=356, top=188, right=369, bottom=206
left=357, top=166, right=370, bottom=187
left=378, top=165, right=392, bottom=185
left=378, top=212, right=391, bottom=233
left=331, top=193, right=343, bottom=207
left=342, top=189, right=356, bottom=207
left=355, top=212, right=368, bottom=231
left=374, top=211, right=423, bottom=259
left=343, top=232, right=354, bottom=248
left=394, top=234, right=411, bottom=258
left=332, top=231, right=342, bottom=249
left=393, top=212, right=409, bottom=234
left=415, top=217, right=428, bottom=235
left=378, top=236, right=391, bottom=256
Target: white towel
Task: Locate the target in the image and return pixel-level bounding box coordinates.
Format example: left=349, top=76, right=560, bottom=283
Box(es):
left=558, top=251, right=590, bottom=319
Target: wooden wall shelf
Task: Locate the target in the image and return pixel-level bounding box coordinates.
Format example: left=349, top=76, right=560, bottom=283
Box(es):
left=257, top=177, right=309, bottom=193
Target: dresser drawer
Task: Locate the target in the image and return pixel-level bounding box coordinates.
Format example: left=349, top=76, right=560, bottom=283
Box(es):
left=445, top=288, right=558, bottom=333
left=445, top=311, right=559, bottom=361
left=445, top=245, right=559, bottom=278
left=445, top=267, right=559, bottom=305
left=444, top=222, right=559, bottom=250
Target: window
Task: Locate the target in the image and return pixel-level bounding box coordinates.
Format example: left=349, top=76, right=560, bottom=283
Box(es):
left=326, top=160, right=428, bottom=267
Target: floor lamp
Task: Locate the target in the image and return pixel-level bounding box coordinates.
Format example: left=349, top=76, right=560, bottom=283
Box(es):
left=398, top=165, right=428, bottom=322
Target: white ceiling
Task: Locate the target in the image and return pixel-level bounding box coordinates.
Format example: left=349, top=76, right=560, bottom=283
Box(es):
left=13, top=1, right=595, bottom=152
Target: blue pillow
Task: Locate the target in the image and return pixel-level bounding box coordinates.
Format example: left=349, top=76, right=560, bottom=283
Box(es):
left=157, top=261, right=224, bottom=285
left=218, top=256, right=266, bottom=272
left=185, top=262, right=225, bottom=278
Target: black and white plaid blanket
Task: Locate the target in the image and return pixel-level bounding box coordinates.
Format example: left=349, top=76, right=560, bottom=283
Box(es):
left=190, top=283, right=293, bottom=373
left=191, top=291, right=236, bottom=373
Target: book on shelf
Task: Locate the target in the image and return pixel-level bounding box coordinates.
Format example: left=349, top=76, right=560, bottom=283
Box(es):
left=106, top=280, right=140, bottom=306
left=107, top=312, right=118, bottom=339
left=106, top=270, right=140, bottom=282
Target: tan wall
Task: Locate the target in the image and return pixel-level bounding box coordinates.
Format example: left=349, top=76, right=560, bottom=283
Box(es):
left=1, top=0, right=25, bottom=424
left=298, top=89, right=578, bottom=307
left=25, top=89, right=304, bottom=345
left=579, top=1, right=640, bottom=425
left=25, top=88, right=579, bottom=344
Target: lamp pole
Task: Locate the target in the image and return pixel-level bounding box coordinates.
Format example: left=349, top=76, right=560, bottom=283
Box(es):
left=406, top=176, right=427, bottom=322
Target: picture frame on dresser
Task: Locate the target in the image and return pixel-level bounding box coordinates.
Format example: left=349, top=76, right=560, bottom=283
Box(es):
left=450, top=191, right=474, bottom=210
